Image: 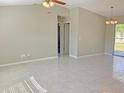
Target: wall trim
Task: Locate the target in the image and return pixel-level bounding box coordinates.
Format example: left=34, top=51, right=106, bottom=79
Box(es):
left=77, top=53, right=104, bottom=59
left=104, top=53, right=113, bottom=56
left=70, top=53, right=104, bottom=59
left=0, top=53, right=113, bottom=67
left=69, top=55, right=78, bottom=59
left=0, top=56, right=58, bottom=67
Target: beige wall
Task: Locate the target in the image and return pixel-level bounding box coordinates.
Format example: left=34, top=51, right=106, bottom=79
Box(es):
left=69, top=8, right=79, bottom=57
left=78, top=8, right=106, bottom=56
left=0, top=5, right=69, bottom=64
left=105, top=16, right=124, bottom=54
left=116, top=16, right=124, bottom=24
left=70, top=7, right=106, bottom=57
left=0, top=5, right=110, bottom=64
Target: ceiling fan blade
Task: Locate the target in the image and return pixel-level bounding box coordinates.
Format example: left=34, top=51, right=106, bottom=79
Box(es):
left=53, top=0, right=66, bottom=5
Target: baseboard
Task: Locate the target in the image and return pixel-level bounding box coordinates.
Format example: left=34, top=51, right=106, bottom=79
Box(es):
left=69, top=55, right=78, bottom=59
left=104, top=53, right=113, bottom=56
left=78, top=53, right=104, bottom=59
left=70, top=53, right=104, bottom=59
left=0, top=56, right=58, bottom=67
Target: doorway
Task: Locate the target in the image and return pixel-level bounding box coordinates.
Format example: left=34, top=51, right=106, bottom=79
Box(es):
left=57, top=16, right=70, bottom=56
left=114, top=24, right=124, bottom=57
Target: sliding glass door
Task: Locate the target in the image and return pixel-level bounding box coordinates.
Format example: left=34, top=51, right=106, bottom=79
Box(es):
left=114, top=24, right=124, bottom=57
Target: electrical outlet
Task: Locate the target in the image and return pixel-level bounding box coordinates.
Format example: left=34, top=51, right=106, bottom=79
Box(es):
left=20, top=54, right=26, bottom=58
left=27, top=54, right=31, bottom=57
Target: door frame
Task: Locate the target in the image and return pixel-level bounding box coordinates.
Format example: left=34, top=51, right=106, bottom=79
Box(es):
left=57, top=16, right=71, bottom=56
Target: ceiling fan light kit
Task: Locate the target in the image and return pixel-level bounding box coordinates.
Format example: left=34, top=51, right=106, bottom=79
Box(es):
left=42, top=0, right=54, bottom=8
left=42, top=0, right=66, bottom=8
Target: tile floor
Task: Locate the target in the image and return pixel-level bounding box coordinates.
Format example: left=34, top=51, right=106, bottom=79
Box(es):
left=0, top=55, right=124, bottom=93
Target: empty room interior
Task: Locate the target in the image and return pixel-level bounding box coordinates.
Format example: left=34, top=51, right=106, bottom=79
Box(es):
left=0, top=0, right=124, bottom=93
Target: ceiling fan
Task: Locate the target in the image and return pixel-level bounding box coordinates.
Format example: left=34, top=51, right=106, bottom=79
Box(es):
left=42, top=0, right=66, bottom=8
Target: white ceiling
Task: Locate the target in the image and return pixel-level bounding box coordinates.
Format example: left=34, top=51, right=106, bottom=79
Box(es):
left=65, top=0, right=124, bottom=17
left=0, top=0, right=124, bottom=17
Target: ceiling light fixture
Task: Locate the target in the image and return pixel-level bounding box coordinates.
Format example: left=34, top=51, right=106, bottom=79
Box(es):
left=42, top=0, right=66, bottom=8
left=42, top=0, right=55, bottom=8
left=106, top=6, right=118, bottom=25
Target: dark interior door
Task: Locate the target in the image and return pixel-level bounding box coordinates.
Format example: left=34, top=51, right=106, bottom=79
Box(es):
left=58, top=23, right=60, bottom=54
